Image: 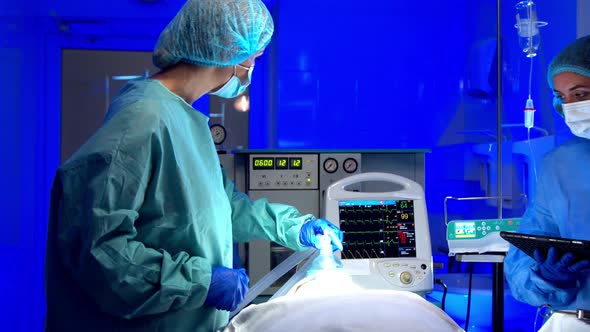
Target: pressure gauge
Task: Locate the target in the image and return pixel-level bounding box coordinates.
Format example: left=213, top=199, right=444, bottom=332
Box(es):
left=210, top=124, right=227, bottom=145
left=323, top=158, right=339, bottom=173
left=343, top=157, right=358, bottom=173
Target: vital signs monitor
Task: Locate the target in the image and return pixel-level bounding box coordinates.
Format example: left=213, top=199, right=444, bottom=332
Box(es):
left=324, top=172, right=433, bottom=293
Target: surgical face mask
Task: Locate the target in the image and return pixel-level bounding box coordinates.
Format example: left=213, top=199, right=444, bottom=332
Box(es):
left=209, top=64, right=253, bottom=99
left=563, top=100, right=590, bottom=139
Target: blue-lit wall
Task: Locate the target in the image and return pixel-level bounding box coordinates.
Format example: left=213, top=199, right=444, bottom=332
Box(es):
left=250, top=0, right=576, bottom=149
left=1, top=1, right=182, bottom=330
left=0, top=0, right=579, bottom=330
left=260, top=1, right=475, bottom=149
left=1, top=2, right=47, bottom=331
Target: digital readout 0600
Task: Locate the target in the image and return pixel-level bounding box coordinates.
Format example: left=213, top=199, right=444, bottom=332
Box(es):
left=252, top=157, right=303, bottom=170
left=253, top=158, right=274, bottom=169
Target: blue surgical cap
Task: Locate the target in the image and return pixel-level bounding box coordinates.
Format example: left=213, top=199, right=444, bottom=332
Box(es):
left=547, top=35, right=590, bottom=115
left=153, top=0, right=274, bottom=69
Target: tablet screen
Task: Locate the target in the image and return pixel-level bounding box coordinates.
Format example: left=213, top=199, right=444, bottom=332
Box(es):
left=500, top=231, right=590, bottom=262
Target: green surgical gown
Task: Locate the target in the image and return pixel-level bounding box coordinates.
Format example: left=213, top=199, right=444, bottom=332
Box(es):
left=45, top=78, right=311, bottom=332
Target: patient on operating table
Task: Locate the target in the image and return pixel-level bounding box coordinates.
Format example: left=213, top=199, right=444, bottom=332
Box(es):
left=225, top=235, right=464, bottom=332
left=226, top=276, right=463, bottom=331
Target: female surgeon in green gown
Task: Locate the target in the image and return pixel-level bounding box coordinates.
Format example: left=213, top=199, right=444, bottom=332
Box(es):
left=44, top=1, right=343, bottom=331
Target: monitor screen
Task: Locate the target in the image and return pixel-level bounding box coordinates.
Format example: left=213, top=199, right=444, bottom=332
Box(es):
left=338, top=199, right=416, bottom=259
left=454, top=221, right=476, bottom=238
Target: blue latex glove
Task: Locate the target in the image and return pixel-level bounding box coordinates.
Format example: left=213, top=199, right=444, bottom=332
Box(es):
left=299, top=218, right=344, bottom=252
left=205, top=267, right=249, bottom=311
left=534, top=247, right=590, bottom=288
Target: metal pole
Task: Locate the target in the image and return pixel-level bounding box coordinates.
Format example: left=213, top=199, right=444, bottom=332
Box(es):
left=496, top=0, right=503, bottom=219
left=494, top=1, right=504, bottom=331
left=493, top=262, right=504, bottom=332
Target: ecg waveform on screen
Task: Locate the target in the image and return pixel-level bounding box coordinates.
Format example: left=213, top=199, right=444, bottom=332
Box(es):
left=339, top=206, right=403, bottom=214
left=340, top=218, right=398, bottom=225
left=338, top=200, right=416, bottom=259
left=345, top=238, right=400, bottom=247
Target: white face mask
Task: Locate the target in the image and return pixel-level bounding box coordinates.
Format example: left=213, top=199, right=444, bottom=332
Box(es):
left=563, top=100, right=590, bottom=139
left=209, top=64, right=253, bottom=99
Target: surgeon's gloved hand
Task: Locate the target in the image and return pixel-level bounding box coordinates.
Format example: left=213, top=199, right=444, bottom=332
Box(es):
left=299, top=218, right=344, bottom=252
left=534, top=247, right=590, bottom=288
left=205, top=267, right=249, bottom=311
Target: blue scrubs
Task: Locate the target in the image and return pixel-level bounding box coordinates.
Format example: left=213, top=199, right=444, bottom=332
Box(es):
left=45, top=78, right=311, bottom=331
left=505, top=137, right=590, bottom=310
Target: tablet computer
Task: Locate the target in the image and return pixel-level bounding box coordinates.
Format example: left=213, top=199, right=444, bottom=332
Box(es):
left=499, top=231, right=590, bottom=261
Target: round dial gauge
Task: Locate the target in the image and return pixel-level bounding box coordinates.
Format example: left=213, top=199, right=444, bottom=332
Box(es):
left=323, top=158, right=339, bottom=173
left=343, top=158, right=358, bottom=173
left=210, top=124, right=227, bottom=145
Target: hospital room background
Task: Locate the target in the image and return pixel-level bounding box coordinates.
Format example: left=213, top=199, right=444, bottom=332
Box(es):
left=1, top=0, right=589, bottom=330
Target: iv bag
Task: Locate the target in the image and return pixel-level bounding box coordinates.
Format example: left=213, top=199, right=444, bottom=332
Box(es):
left=515, top=1, right=547, bottom=58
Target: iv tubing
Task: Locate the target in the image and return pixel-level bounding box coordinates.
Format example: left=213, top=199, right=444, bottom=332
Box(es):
left=528, top=55, right=534, bottom=98
left=228, top=248, right=317, bottom=320
left=526, top=129, right=539, bottom=183
left=525, top=44, right=538, bottom=183
left=270, top=251, right=319, bottom=300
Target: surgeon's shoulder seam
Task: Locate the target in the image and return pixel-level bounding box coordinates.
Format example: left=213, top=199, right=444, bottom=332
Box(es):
left=59, top=153, right=113, bottom=174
